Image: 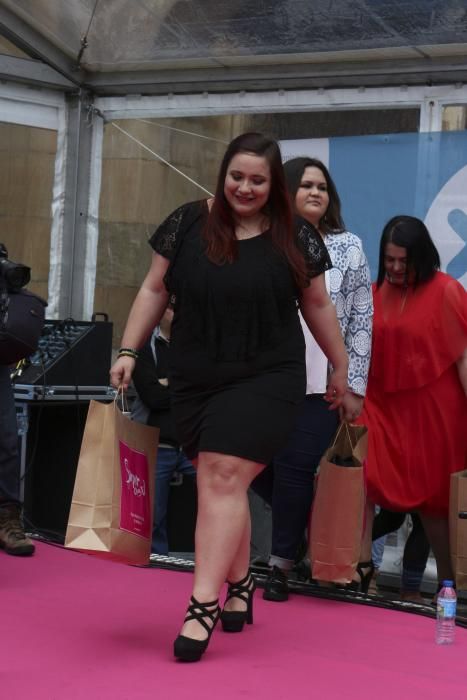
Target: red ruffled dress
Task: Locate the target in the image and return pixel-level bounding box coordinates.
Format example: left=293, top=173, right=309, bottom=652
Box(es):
left=360, top=272, right=467, bottom=516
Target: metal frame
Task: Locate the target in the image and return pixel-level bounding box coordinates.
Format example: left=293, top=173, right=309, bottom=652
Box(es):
left=0, top=79, right=102, bottom=321
left=0, top=53, right=76, bottom=91
left=14, top=384, right=113, bottom=502
left=0, top=2, right=466, bottom=100
left=0, top=80, right=64, bottom=128
left=96, top=84, right=467, bottom=129
left=59, top=91, right=102, bottom=320
left=86, top=54, right=467, bottom=96
left=73, top=82, right=465, bottom=321
left=0, top=3, right=83, bottom=87
left=1, top=3, right=467, bottom=98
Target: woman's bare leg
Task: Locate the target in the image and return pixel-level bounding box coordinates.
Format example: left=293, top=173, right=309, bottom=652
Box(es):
left=222, top=510, right=255, bottom=613
left=179, top=451, right=263, bottom=640
left=226, top=511, right=252, bottom=582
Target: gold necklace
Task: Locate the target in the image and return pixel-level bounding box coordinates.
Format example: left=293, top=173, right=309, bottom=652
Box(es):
left=235, top=215, right=269, bottom=240
left=236, top=227, right=261, bottom=240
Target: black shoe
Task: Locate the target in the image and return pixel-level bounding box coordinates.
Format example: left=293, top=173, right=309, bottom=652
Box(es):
left=262, top=566, right=289, bottom=602
left=173, top=596, right=220, bottom=662
left=345, top=561, right=375, bottom=594
left=220, top=571, right=256, bottom=632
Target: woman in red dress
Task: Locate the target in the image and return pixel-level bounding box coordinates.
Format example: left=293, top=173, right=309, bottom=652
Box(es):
left=360, top=215, right=467, bottom=586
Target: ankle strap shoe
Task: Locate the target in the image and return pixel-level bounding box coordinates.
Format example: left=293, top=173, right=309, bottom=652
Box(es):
left=173, top=596, right=220, bottom=662
left=221, top=571, right=256, bottom=632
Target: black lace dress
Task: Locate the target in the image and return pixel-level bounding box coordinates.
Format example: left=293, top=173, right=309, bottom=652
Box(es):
left=149, top=200, right=331, bottom=464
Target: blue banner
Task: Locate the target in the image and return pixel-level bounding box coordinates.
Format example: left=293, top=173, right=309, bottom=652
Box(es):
left=281, top=131, right=467, bottom=286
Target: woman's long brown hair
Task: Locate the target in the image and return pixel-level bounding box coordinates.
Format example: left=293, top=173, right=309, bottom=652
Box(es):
left=203, top=132, right=308, bottom=288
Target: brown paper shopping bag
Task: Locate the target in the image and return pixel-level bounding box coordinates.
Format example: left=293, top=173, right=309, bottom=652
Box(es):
left=309, top=422, right=368, bottom=584
left=65, top=399, right=158, bottom=565
left=449, top=469, right=467, bottom=590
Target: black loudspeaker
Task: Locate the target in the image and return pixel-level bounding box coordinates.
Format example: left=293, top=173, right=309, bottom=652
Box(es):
left=17, top=317, right=113, bottom=386
left=23, top=402, right=89, bottom=537
left=167, top=475, right=197, bottom=553
left=23, top=404, right=198, bottom=546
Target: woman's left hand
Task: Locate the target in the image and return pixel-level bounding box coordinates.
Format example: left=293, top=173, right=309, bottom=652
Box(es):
left=324, top=370, right=348, bottom=409
left=339, top=391, right=364, bottom=423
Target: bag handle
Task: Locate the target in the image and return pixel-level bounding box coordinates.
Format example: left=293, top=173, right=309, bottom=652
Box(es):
left=331, top=421, right=357, bottom=449
left=114, top=385, right=129, bottom=414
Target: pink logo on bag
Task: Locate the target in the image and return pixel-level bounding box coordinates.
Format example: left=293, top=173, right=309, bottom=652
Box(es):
left=119, top=440, right=151, bottom=538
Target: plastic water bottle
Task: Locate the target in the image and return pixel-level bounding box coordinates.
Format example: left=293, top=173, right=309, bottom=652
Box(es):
left=436, top=580, right=456, bottom=645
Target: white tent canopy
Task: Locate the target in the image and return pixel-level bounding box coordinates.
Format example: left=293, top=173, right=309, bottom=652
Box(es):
left=0, top=0, right=467, bottom=94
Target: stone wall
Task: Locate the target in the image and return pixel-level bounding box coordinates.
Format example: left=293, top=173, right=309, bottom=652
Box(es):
left=0, top=123, right=56, bottom=303
left=94, top=114, right=249, bottom=343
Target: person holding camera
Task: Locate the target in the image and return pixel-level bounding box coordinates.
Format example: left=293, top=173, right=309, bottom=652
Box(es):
left=0, top=243, right=35, bottom=555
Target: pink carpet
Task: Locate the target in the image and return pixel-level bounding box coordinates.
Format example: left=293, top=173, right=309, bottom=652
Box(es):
left=3, top=541, right=465, bottom=699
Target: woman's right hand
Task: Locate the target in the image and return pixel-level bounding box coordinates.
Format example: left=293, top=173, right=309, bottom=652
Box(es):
left=109, top=356, right=136, bottom=391
left=324, top=369, right=348, bottom=410
left=339, top=391, right=364, bottom=423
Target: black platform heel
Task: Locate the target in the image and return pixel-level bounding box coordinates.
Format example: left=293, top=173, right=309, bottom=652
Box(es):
left=346, top=561, right=375, bottom=594
left=173, top=596, right=220, bottom=662
left=221, top=572, right=256, bottom=632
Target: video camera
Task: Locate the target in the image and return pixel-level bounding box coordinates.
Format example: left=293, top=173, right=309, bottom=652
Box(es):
left=0, top=243, right=31, bottom=291
left=0, top=243, right=46, bottom=365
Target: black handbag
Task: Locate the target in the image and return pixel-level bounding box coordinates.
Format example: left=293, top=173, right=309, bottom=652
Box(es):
left=0, top=286, right=47, bottom=365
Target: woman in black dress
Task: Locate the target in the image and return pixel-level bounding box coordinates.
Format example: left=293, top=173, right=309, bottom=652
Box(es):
left=110, top=132, right=348, bottom=661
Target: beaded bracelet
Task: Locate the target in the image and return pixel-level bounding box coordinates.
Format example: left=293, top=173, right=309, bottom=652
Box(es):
left=117, top=347, right=139, bottom=360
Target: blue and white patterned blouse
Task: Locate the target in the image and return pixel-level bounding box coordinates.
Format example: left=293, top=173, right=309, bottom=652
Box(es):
left=301, top=230, right=373, bottom=396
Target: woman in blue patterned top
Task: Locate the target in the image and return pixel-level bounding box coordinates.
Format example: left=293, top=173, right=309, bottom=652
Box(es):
left=253, top=156, right=373, bottom=601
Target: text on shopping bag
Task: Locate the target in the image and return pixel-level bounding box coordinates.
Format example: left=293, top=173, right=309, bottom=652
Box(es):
left=119, top=440, right=151, bottom=539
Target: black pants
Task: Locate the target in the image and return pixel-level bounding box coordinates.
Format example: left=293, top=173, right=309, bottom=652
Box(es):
left=373, top=509, right=430, bottom=589
left=0, top=364, right=21, bottom=504
left=251, top=395, right=339, bottom=566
